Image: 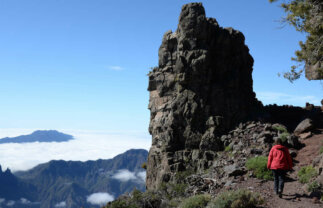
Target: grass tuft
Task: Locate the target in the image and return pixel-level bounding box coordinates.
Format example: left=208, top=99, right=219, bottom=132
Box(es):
left=298, top=165, right=318, bottom=183
left=179, top=194, right=211, bottom=208
left=207, top=189, right=264, bottom=208
left=246, top=156, right=273, bottom=180
left=272, top=125, right=288, bottom=133
left=319, top=145, right=323, bottom=154
left=279, top=132, right=290, bottom=143
left=307, top=181, right=321, bottom=192
left=225, top=145, right=233, bottom=152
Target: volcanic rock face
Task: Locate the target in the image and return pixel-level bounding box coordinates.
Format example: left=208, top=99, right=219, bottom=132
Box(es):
left=146, top=3, right=260, bottom=190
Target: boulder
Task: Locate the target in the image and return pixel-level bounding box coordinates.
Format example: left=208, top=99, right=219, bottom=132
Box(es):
left=313, top=154, right=323, bottom=175
left=298, top=132, right=312, bottom=140
left=257, top=131, right=273, bottom=143
left=223, top=164, right=245, bottom=177
left=246, top=123, right=256, bottom=129
left=287, top=135, right=302, bottom=149
left=294, top=118, right=314, bottom=135
left=250, top=149, right=263, bottom=155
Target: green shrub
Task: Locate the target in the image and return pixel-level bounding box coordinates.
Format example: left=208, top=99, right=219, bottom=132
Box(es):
left=319, top=145, right=323, bottom=154
left=141, top=162, right=147, bottom=169
left=104, top=190, right=162, bottom=208
left=207, top=189, right=264, bottom=208
left=225, top=145, right=233, bottom=152
left=298, top=165, right=318, bottom=183
left=175, top=170, right=194, bottom=182
left=172, top=183, right=188, bottom=196
left=141, top=191, right=162, bottom=207
left=132, top=188, right=143, bottom=201
left=272, top=125, right=288, bottom=133
left=158, top=182, right=188, bottom=199
left=159, top=182, right=168, bottom=192
left=168, top=198, right=182, bottom=208
left=279, top=132, right=290, bottom=143
left=272, top=125, right=290, bottom=143
left=246, top=156, right=273, bottom=180
left=105, top=200, right=139, bottom=208
left=179, top=194, right=211, bottom=208
left=307, top=181, right=321, bottom=192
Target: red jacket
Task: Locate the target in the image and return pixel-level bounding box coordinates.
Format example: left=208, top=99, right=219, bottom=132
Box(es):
left=267, top=145, right=293, bottom=170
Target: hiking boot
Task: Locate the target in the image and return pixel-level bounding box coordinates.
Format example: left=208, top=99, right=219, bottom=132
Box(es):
left=278, top=190, right=282, bottom=198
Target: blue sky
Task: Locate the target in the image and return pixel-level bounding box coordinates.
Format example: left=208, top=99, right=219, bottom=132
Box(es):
left=0, top=0, right=322, bottom=133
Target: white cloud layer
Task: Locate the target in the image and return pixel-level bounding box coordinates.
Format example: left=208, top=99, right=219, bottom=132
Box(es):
left=6, top=201, right=15, bottom=206
left=107, top=65, right=123, bottom=71
left=0, top=198, right=5, bottom=204
left=256, top=91, right=321, bottom=107
left=55, top=201, right=66, bottom=208
left=112, top=169, right=146, bottom=182
left=112, top=169, right=137, bottom=182
left=20, top=198, right=31, bottom=204
left=0, top=129, right=150, bottom=172
left=137, top=171, right=146, bottom=182
left=87, top=192, right=114, bottom=205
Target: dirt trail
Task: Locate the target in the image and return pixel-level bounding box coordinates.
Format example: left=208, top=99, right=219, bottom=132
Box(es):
left=236, top=130, right=323, bottom=208
left=294, top=132, right=323, bottom=168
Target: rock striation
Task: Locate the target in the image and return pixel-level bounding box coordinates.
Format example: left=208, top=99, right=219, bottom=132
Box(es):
left=146, top=3, right=261, bottom=190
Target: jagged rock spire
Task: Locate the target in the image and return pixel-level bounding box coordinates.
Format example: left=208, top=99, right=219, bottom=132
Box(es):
left=146, top=2, right=260, bottom=190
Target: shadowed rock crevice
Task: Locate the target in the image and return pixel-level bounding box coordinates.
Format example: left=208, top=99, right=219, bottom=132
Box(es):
left=146, top=2, right=261, bottom=190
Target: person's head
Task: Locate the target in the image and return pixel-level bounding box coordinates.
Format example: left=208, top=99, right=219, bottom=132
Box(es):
left=275, top=138, right=283, bottom=145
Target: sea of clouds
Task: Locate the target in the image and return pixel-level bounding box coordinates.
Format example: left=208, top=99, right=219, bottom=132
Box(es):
left=0, top=168, right=145, bottom=207
left=0, top=129, right=151, bottom=172
left=0, top=198, right=39, bottom=207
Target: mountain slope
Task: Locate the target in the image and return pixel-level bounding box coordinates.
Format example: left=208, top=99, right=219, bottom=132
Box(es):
left=0, top=130, right=74, bottom=144
left=0, top=149, right=148, bottom=208
left=0, top=166, right=37, bottom=201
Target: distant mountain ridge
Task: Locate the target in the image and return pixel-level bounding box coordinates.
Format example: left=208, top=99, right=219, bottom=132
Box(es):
left=0, top=166, right=37, bottom=203
left=0, top=130, right=74, bottom=144
left=0, top=149, right=148, bottom=208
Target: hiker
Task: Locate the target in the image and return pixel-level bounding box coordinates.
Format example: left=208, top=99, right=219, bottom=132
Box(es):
left=267, top=138, right=293, bottom=198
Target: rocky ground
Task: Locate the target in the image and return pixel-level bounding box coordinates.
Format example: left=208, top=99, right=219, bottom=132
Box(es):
left=105, top=119, right=323, bottom=208
left=183, top=120, right=323, bottom=207
left=235, top=130, right=323, bottom=208
left=184, top=120, right=303, bottom=193
left=172, top=117, right=323, bottom=207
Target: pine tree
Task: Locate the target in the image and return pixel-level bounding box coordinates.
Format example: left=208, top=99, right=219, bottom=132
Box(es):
left=270, top=0, right=322, bottom=81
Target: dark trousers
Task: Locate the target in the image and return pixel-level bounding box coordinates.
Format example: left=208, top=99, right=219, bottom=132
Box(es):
left=272, top=170, right=287, bottom=193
